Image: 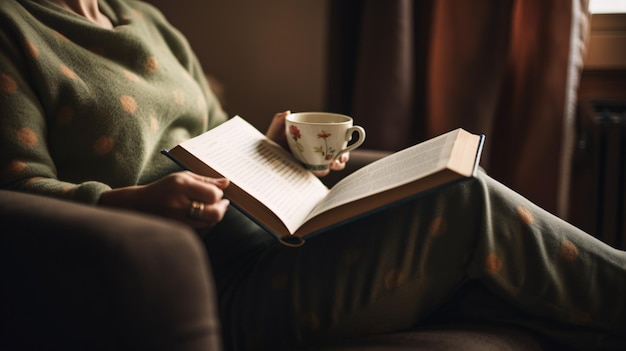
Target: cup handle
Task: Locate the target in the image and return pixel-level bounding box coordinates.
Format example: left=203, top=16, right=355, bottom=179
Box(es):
left=333, top=125, right=366, bottom=161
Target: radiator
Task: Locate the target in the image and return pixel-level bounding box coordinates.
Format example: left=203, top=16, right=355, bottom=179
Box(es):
left=576, top=100, right=626, bottom=250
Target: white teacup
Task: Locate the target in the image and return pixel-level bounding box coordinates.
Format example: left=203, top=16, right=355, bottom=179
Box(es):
left=285, top=112, right=366, bottom=171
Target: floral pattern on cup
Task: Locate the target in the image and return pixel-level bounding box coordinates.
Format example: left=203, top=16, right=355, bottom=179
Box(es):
left=288, top=125, right=307, bottom=163
left=314, top=130, right=336, bottom=160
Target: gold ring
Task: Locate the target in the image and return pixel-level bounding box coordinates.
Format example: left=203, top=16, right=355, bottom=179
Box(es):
left=189, top=200, right=204, bottom=220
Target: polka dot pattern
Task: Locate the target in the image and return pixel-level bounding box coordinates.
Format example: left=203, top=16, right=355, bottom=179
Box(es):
left=60, top=64, right=77, bottom=80
left=5, top=160, right=27, bottom=175
left=517, top=206, right=534, bottom=225
left=560, top=240, right=579, bottom=263
left=144, top=56, right=158, bottom=73
left=485, top=253, right=503, bottom=274
left=56, top=105, right=75, bottom=125
left=17, top=127, right=38, bottom=147
left=25, top=177, right=42, bottom=185
left=149, top=116, right=159, bottom=133
left=93, top=136, right=114, bottom=156
left=25, top=40, right=39, bottom=58
left=120, top=95, right=137, bottom=114
left=173, top=90, right=185, bottom=105
left=197, top=95, right=207, bottom=110
left=0, top=73, right=18, bottom=94
left=131, top=9, right=144, bottom=19
left=52, top=31, right=69, bottom=42
left=124, top=70, right=140, bottom=82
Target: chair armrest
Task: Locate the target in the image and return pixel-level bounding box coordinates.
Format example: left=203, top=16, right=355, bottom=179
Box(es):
left=0, top=190, right=222, bottom=351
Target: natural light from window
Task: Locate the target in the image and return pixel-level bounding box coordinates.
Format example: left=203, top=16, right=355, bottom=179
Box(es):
left=589, top=0, right=626, bottom=13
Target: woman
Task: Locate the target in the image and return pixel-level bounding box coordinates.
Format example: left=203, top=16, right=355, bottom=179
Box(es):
left=1, top=0, right=624, bottom=350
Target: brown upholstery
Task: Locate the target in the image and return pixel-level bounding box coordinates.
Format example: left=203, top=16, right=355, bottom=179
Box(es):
left=0, top=190, right=222, bottom=351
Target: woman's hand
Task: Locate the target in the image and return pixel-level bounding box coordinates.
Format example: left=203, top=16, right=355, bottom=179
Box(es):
left=266, top=111, right=350, bottom=177
left=99, top=171, right=230, bottom=229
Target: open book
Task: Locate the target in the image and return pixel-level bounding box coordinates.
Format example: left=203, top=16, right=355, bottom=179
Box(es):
left=162, top=116, right=484, bottom=246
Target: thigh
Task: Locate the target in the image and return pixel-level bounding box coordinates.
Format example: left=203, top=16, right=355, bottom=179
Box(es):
left=208, top=176, right=486, bottom=350
left=206, top=172, right=626, bottom=351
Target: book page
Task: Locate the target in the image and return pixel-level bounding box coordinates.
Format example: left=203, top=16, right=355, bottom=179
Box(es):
left=303, top=130, right=459, bottom=221
left=179, top=116, right=329, bottom=233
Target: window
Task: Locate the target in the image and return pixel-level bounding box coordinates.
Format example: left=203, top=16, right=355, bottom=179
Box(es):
left=589, top=0, right=626, bottom=14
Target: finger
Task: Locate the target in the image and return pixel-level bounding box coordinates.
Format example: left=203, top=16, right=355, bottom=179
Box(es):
left=273, top=110, right=290, bottom=124
left=266, top=110, right=290, bottom=148
left=204, top=177, right=230, bottom=189
left=328, top=152, right=350, bottom=171
left=339, top=152, right=350, bottom=163
left=182, top=173, right=230, bottom=204
left=200, top=198, right=230, bottom=223
left=188, top=199, right=230, bottom=228
left=184, top=180, right=226, bottom=205
left=187, top=172, right=230, bottom=189
left=329, top=159, right=347, bottom=171
left=266, top=111, right=288, bottom=135
left=312, top=169, right=331, bottom=177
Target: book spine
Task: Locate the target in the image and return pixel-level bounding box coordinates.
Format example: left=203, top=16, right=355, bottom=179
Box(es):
left=161, top=149, right=190, bottom=171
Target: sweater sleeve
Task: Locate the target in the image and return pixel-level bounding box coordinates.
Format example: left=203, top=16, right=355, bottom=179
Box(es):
left=0, top=28, right=111, bottom=204
left=0, top=0, right=227, bottom=204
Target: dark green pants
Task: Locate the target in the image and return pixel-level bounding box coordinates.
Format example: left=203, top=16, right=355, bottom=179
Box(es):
left=205, top=171, right=625, bottom=350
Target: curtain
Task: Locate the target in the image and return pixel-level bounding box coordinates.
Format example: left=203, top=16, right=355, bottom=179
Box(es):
left=327, top=0, right=590, bottom=218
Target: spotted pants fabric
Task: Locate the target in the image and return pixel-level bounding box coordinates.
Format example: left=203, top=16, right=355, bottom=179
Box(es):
left=204, top=171, right=625, bottom=350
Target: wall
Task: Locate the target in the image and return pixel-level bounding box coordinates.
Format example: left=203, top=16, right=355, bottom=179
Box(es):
left=146, top=0, right=329, bottom=131
left=578, top=12, right=626, bottom=100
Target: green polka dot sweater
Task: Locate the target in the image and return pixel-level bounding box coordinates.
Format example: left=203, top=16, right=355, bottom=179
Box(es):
left=0, top=0, right=227, bottom=203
